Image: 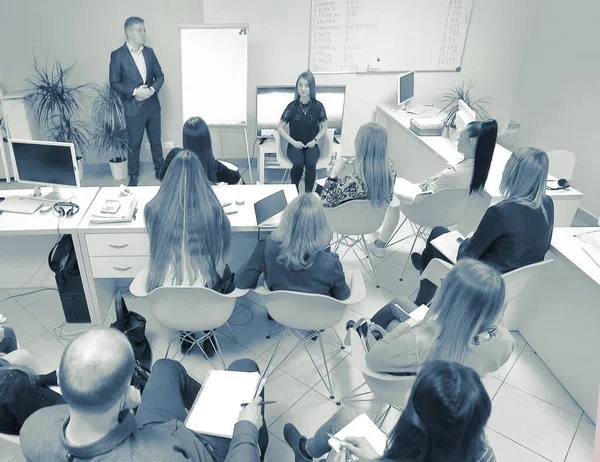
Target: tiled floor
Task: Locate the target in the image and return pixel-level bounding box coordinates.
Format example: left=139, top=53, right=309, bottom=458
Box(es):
left=0, top=224, right=595, bottom=461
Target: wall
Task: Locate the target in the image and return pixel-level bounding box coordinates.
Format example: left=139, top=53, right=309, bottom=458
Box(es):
left=0, top=0, right=204, bottom=163
left=203, top=0, right=539, bottom=160
left=512, top=0, right=600, bottom=216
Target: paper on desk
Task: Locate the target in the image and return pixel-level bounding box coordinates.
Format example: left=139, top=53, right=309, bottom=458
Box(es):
left=430, top=229, right=464, bottom=264
left=328, top=413, right=387, bottom=459
left=185, top=370, right=261, bottom=438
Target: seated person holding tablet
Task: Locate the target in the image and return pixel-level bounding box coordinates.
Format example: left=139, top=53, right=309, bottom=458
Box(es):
left=146, top=151, right=234, bottom=353
left=284, top=360, right=497, bottom=462
left=236, top=193, right=350, bottom=300
left=372, top=119, right=498, bottom=256
left=159, top=117, right=241, bottom=184
left=20, top=329, right=268, bottom=461
left=354, top=259, right=514, bottom=376
left=319, top=122, right=395, bottom=208
left=413, top=147, right=555, bottom=306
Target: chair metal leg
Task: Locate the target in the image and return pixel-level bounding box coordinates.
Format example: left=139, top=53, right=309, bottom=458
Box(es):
left=384, top=216, right=411, bottom=248
left=210, top=331, right=227, bottom=370
left=375, top=404, right=392, bottom=427
left=223, top=322, right=238, bottom=345
left=399, top=226, right=424, bottom=281
left=265, top=321, right=281, bottom=339
left=360, top=235, right=380, bottom=287
left=262, top=328, right=291, bottom=380
left=317, top=331, right=335, bottom=399
left=332, top=327, right=346, bottom=350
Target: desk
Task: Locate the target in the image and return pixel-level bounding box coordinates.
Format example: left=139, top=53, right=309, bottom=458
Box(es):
left=0, top=187, right=100, bottom=319
left=77, top=184, right=298, bottom=324
left=375, top=104, right=583, bottom=233
left=508, top=227, right=600, bottom=423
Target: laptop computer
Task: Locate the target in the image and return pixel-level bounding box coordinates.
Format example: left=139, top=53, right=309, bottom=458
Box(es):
left=254, top=190, right=288, bottom=227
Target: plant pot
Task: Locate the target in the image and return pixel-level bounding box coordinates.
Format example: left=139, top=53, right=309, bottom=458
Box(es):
left=108, top=158, right=128, bottom=181
left=76, top=156, right=84, bottom=182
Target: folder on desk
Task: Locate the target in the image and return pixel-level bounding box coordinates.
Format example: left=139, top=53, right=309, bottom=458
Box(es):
left=185, top=370, right=261, bottom=438
left=254, top=190, right=288, bottom=227
left=328, top=413, right=387, bottom=459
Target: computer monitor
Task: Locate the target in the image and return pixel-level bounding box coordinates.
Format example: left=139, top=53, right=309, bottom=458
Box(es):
left=397, top=71, right=415, bottom=107
left=9, top=139, right=80, bottom=200
left=256, top=85, right=346, bottom=137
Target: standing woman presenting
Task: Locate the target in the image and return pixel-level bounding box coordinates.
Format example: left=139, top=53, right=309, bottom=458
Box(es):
left=277, top=71, right=328, bottom=193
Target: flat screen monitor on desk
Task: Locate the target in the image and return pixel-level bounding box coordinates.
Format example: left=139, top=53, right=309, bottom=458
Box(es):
left=10, top=139, right=80, bottom=200
left=398, top=71, right=415, bottom=107
left=256, top=85, right=346, bottom=137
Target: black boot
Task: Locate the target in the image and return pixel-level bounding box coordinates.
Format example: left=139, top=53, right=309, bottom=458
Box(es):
left=180, top=331, right=196, bottom=354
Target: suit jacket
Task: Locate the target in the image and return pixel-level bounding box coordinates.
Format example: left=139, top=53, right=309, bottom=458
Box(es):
left=109, top=43, right=164, bottom=117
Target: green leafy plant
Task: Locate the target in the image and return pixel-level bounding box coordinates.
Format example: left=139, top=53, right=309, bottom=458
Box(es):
left=89, top=83, right=128, bottom=162
left=25, top=58, right=90, bottom=158
left=439, top=79, right=490, bottom=129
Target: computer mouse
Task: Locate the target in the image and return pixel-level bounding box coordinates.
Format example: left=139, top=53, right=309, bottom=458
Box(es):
left=235, top=198, right=245, bottom=206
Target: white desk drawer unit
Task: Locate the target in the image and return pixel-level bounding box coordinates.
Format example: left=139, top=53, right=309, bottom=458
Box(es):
left=90, top=256, right=149, bottom=278
left=86, top=233, right=149, bottom=257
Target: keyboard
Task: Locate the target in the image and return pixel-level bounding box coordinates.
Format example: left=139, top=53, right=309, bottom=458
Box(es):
left=0, top=196, right=43, bottom=214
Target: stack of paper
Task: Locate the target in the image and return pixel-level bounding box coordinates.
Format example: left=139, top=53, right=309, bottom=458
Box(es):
left=89, top=196, right=138, bottom=224
left=185, top=370, right=261, bottom=438
left=328, top=413, right=387, bottom=460
left=430, top=229, right=464, bottom=264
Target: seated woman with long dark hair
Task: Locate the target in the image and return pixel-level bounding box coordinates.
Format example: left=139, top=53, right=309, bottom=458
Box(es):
left=146, top=150, right=233, bottom=353
left=284, top=360, right=497, bottom=461
left=413, top=146, right=554, bottom=306
left=236, top=193, right=350, bottom=300
left=159, top=117, right=241, bottom=184
left=372, top=119, right=498, bottom=257
left=362, top=259, right=514, bottom=376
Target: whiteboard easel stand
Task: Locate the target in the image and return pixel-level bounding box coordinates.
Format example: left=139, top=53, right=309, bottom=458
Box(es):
left=209, top=124, right=253, bottom=184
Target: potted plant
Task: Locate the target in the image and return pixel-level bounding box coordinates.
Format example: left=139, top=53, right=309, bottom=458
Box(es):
left=439, top=80, right=490, bottom=139
left=89, top=83, right=129, bottom=180
left=25, top=59, right=89, bottom=179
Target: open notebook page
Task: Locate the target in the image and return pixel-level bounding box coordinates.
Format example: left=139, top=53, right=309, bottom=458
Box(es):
left=328, top=413, right=387, bottom=459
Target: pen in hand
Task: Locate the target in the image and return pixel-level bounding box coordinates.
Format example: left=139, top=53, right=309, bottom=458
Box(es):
left=240, top=400, right=276, bottom=407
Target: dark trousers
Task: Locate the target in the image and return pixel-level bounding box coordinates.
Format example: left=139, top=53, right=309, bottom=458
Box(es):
left=136, top=358, right=268, bottom=461
left=414, top=226, right=452, bottom=306
left=287, top=144, right=320, bottom=193
left=125, top=110, right=164, bottom=178
left=0, top=326, right=17, bottom=354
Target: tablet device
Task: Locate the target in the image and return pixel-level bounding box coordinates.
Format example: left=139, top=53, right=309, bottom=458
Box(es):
left=254, top=190, right=288, bottom=226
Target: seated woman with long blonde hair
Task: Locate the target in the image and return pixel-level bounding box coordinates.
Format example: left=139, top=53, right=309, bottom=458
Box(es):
left=236, top=193, right=350, bottom=300
left=145, top=150, right=233, bottom=352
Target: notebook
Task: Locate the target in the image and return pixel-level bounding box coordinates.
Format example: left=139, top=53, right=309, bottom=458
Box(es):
left=328, top=413, right=387, bottom=460
left=185, top=370, right=261, bottom=438
left=430, top=229, right=465, bottom=264
left=89, top=196, right=137, bottom=224
left=254, top=190, right=288, bottom=227
left=0, top=196, right=43, bottom=214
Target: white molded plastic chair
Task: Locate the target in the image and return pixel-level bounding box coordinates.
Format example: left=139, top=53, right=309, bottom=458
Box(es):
left=547, top=149, right=576, bottom=180
left=337, top=329, right=415, bottom=426
left=324, top=200, right=389, bottom=287
left=274, top=127, right=336, bottom=183
left=386, top=188, right=471, bottom=280
left=255, top=271, right=366, bottom=399
left=420, top=258, right=554, bottom=329
left=130, top=268, right=248, bottom=369
left=0, top=349, right=62, bottom=446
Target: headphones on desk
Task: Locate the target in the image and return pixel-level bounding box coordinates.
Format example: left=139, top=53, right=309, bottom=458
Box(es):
left=53, top=201, right=80, bottom=217
left=546, top=178, right=571, bottom=191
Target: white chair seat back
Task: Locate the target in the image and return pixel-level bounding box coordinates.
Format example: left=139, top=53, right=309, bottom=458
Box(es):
left=503, top=259, right=554, bottom=306
left=274, top=127, right=335, bottom=170
left=547, top=149, right=575, bottom=180
left=399, top=188, right=471, bottom=228
left=324, top=200, right=388, bottom=236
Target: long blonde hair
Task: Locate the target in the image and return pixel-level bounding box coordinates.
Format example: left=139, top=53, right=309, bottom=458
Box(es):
left=145, top=150, right=231, bottom=291
left=354, top=123, right=394, bottom=207
left=500, top=147, right=550, bottom=222
left=271, top=193, right=333, bottom=270
left=422, top=259, right=505, bottom=364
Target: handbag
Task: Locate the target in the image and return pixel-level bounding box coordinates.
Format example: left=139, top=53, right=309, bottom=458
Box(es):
left=352, top=318, right=387, bottom=351
left=110, top=295, right=152, bottom=369
left=131, top=360, right=152, bottom=392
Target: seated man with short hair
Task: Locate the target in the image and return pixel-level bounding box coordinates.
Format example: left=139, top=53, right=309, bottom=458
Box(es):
left=20, top=328, right=267, bottom=461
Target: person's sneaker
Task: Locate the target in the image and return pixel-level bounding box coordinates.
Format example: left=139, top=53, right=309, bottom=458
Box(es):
left=180, top=331, right=196, bottom=355
left=283, top=423, right=311, bottom=462
left=345, top=320, right=356, bottom=331
left=368, top=240, right=386, bottom=258
left=411, top=252, right=423, bottom=272
left=128, top=175, right=139, bottom=187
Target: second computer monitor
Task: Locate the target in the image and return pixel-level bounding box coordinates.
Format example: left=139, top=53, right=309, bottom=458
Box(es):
left=256, top=85, right=346, bottom=137
left=10, top=139, right=80, bottom=192
left=398, top=71, right=415, bottom=106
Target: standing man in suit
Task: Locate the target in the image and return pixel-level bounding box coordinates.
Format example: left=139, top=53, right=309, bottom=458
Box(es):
left=110, top=17, right=164, bottom=186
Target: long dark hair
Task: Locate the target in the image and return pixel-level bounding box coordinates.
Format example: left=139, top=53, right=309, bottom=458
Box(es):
left=382, top=360, right=491, bottom=462
left=183, top=116, right=217, bottom=183
left=466, top=119, right=498, bottom=194
left=294, top=71, right=317, bottom=100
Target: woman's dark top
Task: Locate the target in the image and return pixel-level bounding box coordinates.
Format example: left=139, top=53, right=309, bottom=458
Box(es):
left=235, top=236, right=350, bottom=300
left=458, top=195, right=554, bottom=273
left=0, top=362, right=64, bottom=434
left=160, top=148, right=241, bottom=185
left=280, top=99, right=327, bottom=145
